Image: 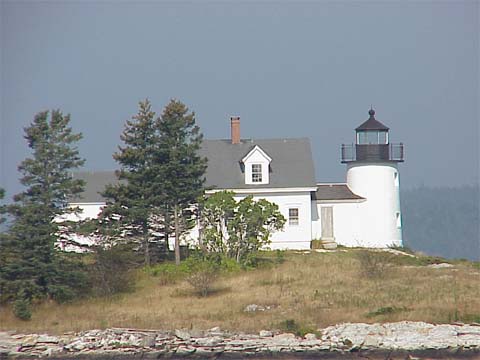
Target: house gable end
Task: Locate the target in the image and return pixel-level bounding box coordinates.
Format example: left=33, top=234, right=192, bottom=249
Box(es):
left=241, top=145, right=272, bottom=163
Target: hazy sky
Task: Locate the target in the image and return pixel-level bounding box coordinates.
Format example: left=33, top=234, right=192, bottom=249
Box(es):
left=1, top=0, right=478, bottom=200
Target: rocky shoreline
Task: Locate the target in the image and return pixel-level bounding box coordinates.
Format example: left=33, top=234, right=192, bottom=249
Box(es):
left=1, top=322, right=480, bottom=359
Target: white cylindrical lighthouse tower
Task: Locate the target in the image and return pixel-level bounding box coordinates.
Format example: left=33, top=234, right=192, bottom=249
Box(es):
left=341, top=109, right=404, bottom=247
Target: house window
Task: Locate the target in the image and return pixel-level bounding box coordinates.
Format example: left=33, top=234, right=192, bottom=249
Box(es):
left=289, top=208, right=299, bottom=226
left=252, top=164, right=262, bottom=183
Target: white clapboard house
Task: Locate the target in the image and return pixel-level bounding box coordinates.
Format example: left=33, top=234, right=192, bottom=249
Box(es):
left=63, top=109, right=404, bottom=250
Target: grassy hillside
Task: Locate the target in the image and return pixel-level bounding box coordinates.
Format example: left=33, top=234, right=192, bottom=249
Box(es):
left=1, top=249, right=479, bottom=335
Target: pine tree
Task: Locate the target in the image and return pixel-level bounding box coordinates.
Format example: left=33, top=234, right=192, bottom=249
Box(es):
left=101, top=99, right=163, bottom=266
left=0, top=187, right=5, bottom=225
left=0, top=110, right=87, bottom=304
left=157, top=100, right=207, bottom=264
left=99, top=99, right=206, bottom=266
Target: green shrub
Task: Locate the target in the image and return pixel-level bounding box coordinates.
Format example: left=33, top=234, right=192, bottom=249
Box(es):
left=149, top=262, right=190, bottom=285
left=277, top=319, right=317, bottom=337
left=459, top=313, right=480, bottom=324
left=356, top=250, right=394, bottom=278
left=13, top=297, right=31, bottom=321
left=185, top=258, right=219, bottom=297
left=90, top=244, right=139, bottom=296
left=47, top=285, right=77, bottom=304
left=275, top=250, right=286, bottom=264
left=218, top=256, right=242, bottom=273
left=366, top=306, right=411, bottom=318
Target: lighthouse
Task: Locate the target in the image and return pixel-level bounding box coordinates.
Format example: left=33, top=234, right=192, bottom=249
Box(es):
left=341, top=109, right=404, bottom=247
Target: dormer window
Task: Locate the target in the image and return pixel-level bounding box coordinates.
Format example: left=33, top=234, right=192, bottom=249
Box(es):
left=252, top=164, right=262, bottom=183
left=242, top=145, right=272, bottom=185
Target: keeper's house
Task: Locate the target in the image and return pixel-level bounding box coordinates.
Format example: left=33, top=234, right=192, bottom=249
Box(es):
left=65, top=109, right=404, bottom=250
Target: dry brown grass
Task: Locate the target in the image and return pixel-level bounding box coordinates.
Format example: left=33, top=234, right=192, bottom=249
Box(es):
left=1, top=250, right=479, bottom=334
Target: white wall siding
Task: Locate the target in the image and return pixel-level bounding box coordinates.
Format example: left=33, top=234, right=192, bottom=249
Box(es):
left=232, top=191, right=312, bottom=249
left=190, top=191, right=312, bottom=250
left=312, top=202, right=363, bottom=247
left=54, top=203, right=106, bottom=252
left=347, top=162, right=402, bottom=247
left=58, top=203, right=106, bottom=222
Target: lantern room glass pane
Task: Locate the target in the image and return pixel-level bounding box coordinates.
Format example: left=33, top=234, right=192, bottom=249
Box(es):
left=366, top=131, right=378, bottom=144
left=358, top=131, right=383, bottom=144
left=358, top=132, right=367, bottom=144
left=357, top=130, right=389, bottom=144
left=378, top=131, right=388, bottom=144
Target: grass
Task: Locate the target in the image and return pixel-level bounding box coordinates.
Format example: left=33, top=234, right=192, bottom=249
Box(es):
left=1, top=249, right=479, bottom=334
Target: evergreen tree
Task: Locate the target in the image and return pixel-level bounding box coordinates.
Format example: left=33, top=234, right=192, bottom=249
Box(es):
left=0, top=110, right=87, bottom=304
left=99, top=99, right=206, bottom=266
left=101, top=99, right=164, bottom=265
left=0, top=187, right=5, bottom=225
left=157, top=99, right=207, bottom=265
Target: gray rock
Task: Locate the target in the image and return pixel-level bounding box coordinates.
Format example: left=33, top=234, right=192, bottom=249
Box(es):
left=176, top=345, right=196, bottom=354
left=21, top=335, right=38, bottom=347
left=259, top=330, right=273, bottom=337
left=142, top=335, right=156, bottom=347
left=244, top=304, right=265, bottom=312
left=195, top=336, right=223, bottom=347
left=69, top=340, right=86, bottom=351
left=2, top=322, right=479, bottom=358
left=363, top=335, right=379, bottom=348
left=428, top=263, right=454, bottom=268
left=37, top=335, right=59, bottom=343
left=271, top=333, right=299, bottom=346
left=174, top=329, right=191, bottom=340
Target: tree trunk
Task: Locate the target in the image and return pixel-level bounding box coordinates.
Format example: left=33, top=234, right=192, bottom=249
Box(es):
left=197, top=204, right=204, bottom=250
left=164, top=206, right=170, bottom=257
left=143, top=221, right=150, bottom=267
left=174, top=205, right=180, bottom=265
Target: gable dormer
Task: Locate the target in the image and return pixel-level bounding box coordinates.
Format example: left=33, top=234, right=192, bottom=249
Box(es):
left=242, top=145, right=272, bottom=185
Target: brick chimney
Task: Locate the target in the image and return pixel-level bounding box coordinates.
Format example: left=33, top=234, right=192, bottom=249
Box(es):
left=230, top=116, right=240, bottom=144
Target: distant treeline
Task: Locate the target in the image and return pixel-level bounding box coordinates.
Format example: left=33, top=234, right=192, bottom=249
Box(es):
left=401, top=185, right=480, bottom=261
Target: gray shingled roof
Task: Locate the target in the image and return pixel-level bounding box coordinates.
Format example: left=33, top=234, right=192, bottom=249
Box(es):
left=71, top=170, right=119, bottom=203
left=199, top=138, right=316, bottom=190
left=73, top=137, right=316, bottom=202
left=314, top=184, right=365, bottom=201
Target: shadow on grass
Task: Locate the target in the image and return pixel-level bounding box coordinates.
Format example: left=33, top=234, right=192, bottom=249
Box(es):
left=170, top=286, right=232, bottom=298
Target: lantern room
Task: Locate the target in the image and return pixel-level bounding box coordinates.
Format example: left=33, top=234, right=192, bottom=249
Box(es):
left=356, top=109, right=389, bottom=145
left=341, top=108, right=404, bottom=163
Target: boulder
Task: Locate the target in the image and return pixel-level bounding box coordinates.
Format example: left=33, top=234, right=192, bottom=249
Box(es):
left=271, top=333, right=299, bottom=346
left=37, top=335, right=59, bottom=344
left=195, top=336, right=223, bottom=347
left=174, top=329, right=191, bottom=340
